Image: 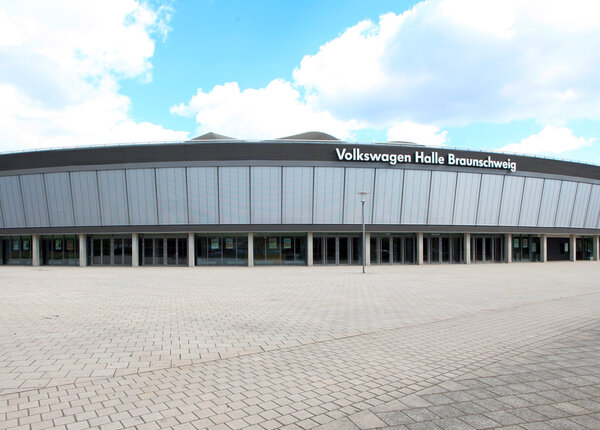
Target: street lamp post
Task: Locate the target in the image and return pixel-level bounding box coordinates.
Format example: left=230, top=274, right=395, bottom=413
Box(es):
left=358, top=192, right=368, bottom=274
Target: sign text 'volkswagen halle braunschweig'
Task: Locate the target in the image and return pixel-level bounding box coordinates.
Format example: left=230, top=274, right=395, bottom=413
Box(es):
left=335, top=147, right=517, bottom=172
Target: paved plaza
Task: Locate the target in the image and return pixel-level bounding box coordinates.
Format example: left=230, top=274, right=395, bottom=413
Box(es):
left=0, top=263, right=599, bottom=430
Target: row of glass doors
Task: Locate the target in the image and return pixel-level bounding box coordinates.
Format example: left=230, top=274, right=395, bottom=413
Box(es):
left=88, top=237, right=132, bottom=266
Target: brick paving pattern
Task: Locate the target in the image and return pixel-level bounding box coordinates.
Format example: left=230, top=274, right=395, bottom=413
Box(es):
left=0, top=262, right=598, bottom=429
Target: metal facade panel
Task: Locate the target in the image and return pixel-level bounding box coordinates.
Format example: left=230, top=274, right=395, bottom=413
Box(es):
left=313, top=167, right=344, bottom=224
left=401, top=170, right=431, bottom=225
left=372, top=169, right=403, bottom=224
left=585, top=185, right=600, bottom=228
left=344, top=168, right=374, bottom=224
left=97, top=170, right=129, bottom=226
left=570, top=182, right=592, bottom=228
left=282, top=167, right=313, bottom=224
left=554, top=181, right=578, bottom=227
left=20, top=174, right=49, bottom=227
left=518, top=177, right=544, bottom=226
left=251, top=167, right=281, bottom=224
left=126, top=169, right=158, bottom=226
left=156, top=168, right=188, bottom=225
left=537, top=179, right=561, bottom=227
left=0, top=176, right=25, bottom=227
left=453, top=173, right=480, bottom=225
left=187, top=167, right=218, bottom=224
left=219, top=167, right=250, bottom=224
left=476, top=174, right=503, bottom=225
left=44, top=172, right=74, bottom=227
left=428, top=171, right=457, bottom=225
left=70, top=171, right=101, bottom=226
left=498, top=176, right=524, bottom=226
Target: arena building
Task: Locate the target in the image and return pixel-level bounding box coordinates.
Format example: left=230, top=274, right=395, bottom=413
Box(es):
left=0, top=131, right=599, bottom=267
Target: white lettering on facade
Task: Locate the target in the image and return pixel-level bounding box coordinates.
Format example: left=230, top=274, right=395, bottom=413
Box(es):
left=335, top=147, right=517, bottom=172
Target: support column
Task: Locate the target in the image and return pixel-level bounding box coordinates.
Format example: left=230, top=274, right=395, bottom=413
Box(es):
left=132, top=233, right=139, bottom=267
left=248, top=232, right=254, bottom=267
left=188, top=233, right=195, bottom=267
left=505, top=233, right=512, bottom=263
left=593, top=235, right=599, bottom=261
left=32, top=234, right=40, bottom=267
left=464, top=233, right=471, bottom=264
left=306, top=232, right=313, bottom=266
left=79, top=234, right=87, bottom=267
left=540, top=234, right=547, bottom=262
left=417, top=232, right=424, bottom=265
left=570, top=235, right=576, bottom=261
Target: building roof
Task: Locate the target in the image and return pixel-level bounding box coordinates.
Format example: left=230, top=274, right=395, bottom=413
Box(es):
left=191, top=132, right=237, bottom=141
left=277, top=131, right=340, bottom=141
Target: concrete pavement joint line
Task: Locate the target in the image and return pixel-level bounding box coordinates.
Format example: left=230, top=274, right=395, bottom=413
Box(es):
left=3, top=291, right=597, bottom=398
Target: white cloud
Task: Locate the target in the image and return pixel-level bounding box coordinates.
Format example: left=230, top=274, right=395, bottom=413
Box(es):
left=295, top=0, right=600, bottom=126
left=500, top=125, right=593, bottom=155
left=0, top=0, right=187, bottom=152
left=175, top=0, right=600, bottom=142
left=387, top=121, right=447, bottom=146
left=171, top=80, right=363, bottom=140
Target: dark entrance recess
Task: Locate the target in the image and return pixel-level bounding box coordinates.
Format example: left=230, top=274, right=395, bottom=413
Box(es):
left=547, top=237, right=570, bottom=261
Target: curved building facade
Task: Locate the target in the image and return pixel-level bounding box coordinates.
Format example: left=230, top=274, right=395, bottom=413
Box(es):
left=0, top=132, right=599, bottom=267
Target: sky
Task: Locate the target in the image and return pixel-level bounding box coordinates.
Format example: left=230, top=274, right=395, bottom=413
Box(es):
left=1, top=0, right=600, bottom=164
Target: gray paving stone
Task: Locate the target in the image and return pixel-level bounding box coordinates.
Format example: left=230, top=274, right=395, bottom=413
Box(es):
left=0, top=264, right=598, bottom=430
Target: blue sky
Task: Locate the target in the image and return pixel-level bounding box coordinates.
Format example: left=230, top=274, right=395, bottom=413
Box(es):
left=1, top=0, right=599, bottom=164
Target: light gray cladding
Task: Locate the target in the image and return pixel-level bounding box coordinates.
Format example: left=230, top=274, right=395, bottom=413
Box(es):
left=476, top=174, right=503, bottom=225
left=20, top=174, right=49, bottom=227
left=187, top=167, right=218, bottom=224
left=97, top=170, right=129, bottom=226
left=282, top=167, right=313, bottom=224
left=344, top=168, right=374, bottom=224
left=44, top=172, right=74, bottom=227
left=0, top=176, right=25, bottom=227
left=585, top=185, right=600, bottom=228
left=452, top=172, right=480, bottom=225
left=126, top=169, right=158, bottom=225
left=70, top=171, right=101, bottom=226
left=554, top=181, right=578, bottom=227
left=428, top=171, right=457, bottom=225
left=219, top=167, right=249, bottom=224
left=372, top=169, right=403, bottom=224
left=570, top=182, right=592, bottom=228
left=313, top=167, right=344, bottom=224
left=401, top=170, right=430, bottom=225
left=156, top=168, right=188, bottom=225
left=537, top=179, right=561, bottom=227
left=251, top=167, right=281, bottom=224
left=498, top=176, right=524, bottom=226
left=518, top=177, right=544, bottom=226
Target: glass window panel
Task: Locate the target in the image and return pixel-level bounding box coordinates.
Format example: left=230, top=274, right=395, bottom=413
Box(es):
left=351, top=237, right=362, bottom=265
left=167, top=238, right=177, bottom=265
left=338, top=237, right=349, bottom=264
left=326, top=237, right=336, bottom=265
left=293, top=236, right=306, bottom=265
left=266, top=236, right=281, bottom=265
left=313, top=237, right=323, bottom=264
left=370, top=237, right=377, bottom=264
left=177, top=238, right=187, bottom=266
left=102, top=239, right=111, bottom=265
left=236, top=236, right=248, bottom=265
left=144, top=239, right=153, bottom=265
left=113, top=239, right=123, bottom=265
left=405, top=236, right=415, bottom=264
left=484, top=237, right=492, bottom=261
left=196, top=237, right=208, bottom=266
left=222, top=237, right=237, bottom=265
left=381, top=237, right=390, bottom=264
